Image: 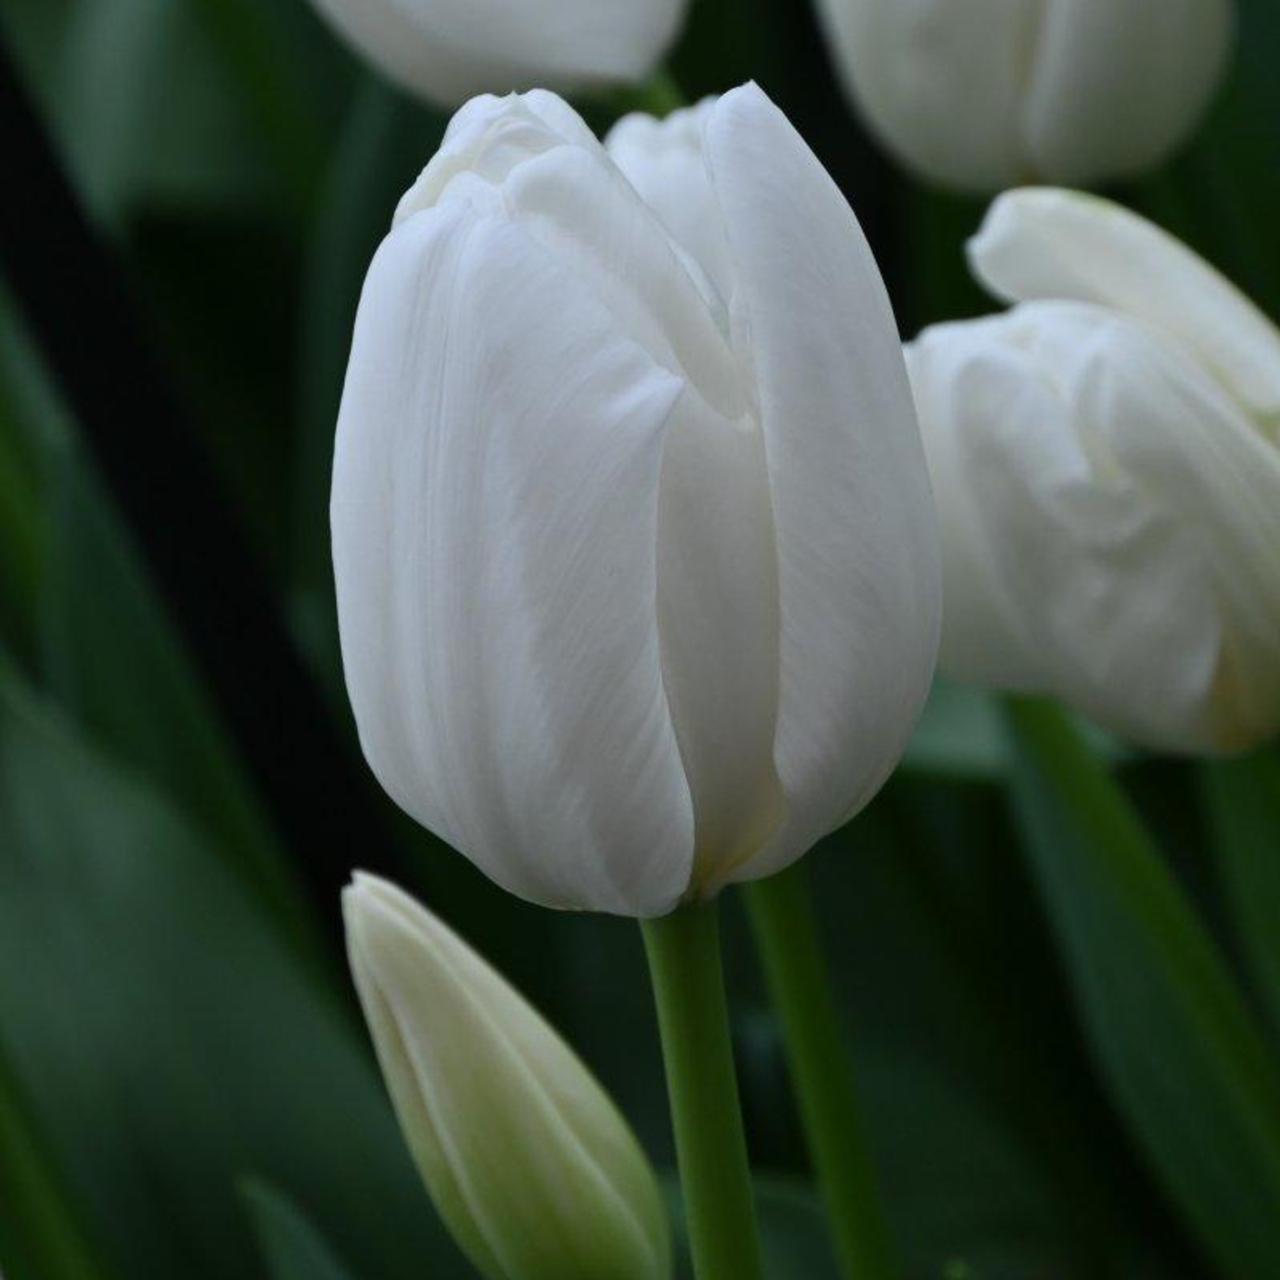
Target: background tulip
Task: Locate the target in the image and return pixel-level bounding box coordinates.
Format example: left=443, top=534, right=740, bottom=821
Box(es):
left=344, top=874, right=670, bottom=1280
left=908, top=189, right=1280, bottom=752
left=330, top=86, right=940, bottom=917
left=812, top=0, right=1235, bottom=192
left=305, top=0, right=688, bottom=109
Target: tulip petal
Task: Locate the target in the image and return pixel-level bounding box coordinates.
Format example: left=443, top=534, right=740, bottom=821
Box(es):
left=605, top=101, right=735, bottom=305
left=398, top=94, right=744, bottom=421
left=969, top=189, right=1280, bottom=421
left=1024, top=0, right=1233, bottom=185
left=704, top=84, right=941, bottom=883
left=309, top=0, right=687, bottom=108
left=344, top=875, right=669, bottom=1280
left=951, top=304, right=1229, bottom=750
left=1083, top=318, right=1280, bottom=749
left=812, top=0, right=1041, bottom=192
left=332, top=202, right=695, bottom=916
left=906, top=323, right=1049, bottom=693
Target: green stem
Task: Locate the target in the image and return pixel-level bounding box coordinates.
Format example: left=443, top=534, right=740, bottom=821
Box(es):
left=641, top=902, right=764, bottom=1280
left=745, top=863, right=899, bottom=1280
left=605, top=68, right=686, bottom=121
left=637, top=70, right=685, bottom=118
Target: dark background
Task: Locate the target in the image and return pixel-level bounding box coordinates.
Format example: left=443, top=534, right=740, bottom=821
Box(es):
left=1, top=0, right=1279, bottom=1275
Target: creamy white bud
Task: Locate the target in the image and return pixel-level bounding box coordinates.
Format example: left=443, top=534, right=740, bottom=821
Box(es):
left=909, top=191, right=1280, bottom=752
left=813, top=0, right=1234, bottom=192
left=331, top=87, right=940, bottom=915
left=343, top=874, right=671, bottom=1280
left=307, top=0, right=689, bottom=108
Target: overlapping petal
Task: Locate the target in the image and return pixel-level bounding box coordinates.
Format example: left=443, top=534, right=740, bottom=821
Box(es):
left=606, top=101, right=735, bottom=305
left=334, top=86, right=939, bottom=912
left=331, top=199, right=695, bottom=916
left=970, top=189, right=1280, bottom=420
left=906, top=321, right=1048, bottom=693
left=704, top=84, right=941, bottom=883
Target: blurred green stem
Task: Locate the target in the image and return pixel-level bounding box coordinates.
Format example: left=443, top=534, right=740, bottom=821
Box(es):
left=745, top=863, right=899, bottom=1280
left=608, top=69, right=685, bottom=120
left=641, top=902, right=764, bottom=1280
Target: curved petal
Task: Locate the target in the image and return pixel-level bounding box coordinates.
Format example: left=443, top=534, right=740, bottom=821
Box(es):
left=1024, top=0, right=1232, bottom=185
left=308, top=0, right=688, bottom=108
left=398, top=94, right=744, bottom=420
left=957, top=304, right=1227, bottom=750
left=969, top=189, right=1280, bottom=420
left=344, top=875, right=670, bottom=1280
left=654, top=391, right=786, bottom=896
left=331, top=202, right=695, bottom=916
left=605, top=100, right=735, bottom=304
left=396, top=91, right=599, bottom=224
left=811, top=0, right=1041, bottom=192
left=1083, top=317, right=1280, bottom=749
left=906, top=320, right=1047, bottom=692
left=704, top=84, right=941, bottom=884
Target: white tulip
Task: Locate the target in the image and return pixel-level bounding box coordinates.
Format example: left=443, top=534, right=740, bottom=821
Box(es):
left=331, top=86, right=940, bottom=916
left=908, top=189, right=1280, bottom=752
left=344, top=874, right=670, bottom=1280
left=813, top=0, right=1234, bottom=192
left=307, top=0, right=688, bottom=108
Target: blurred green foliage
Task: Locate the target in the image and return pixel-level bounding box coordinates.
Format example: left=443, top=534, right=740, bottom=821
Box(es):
left=1, top=0, right=1279, bottom=1276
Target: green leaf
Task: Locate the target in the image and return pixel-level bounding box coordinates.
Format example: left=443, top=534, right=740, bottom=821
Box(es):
left=38, top=446, right=316, bottom=957
left=0, top=286, right=313, bottom=955
left=0, top=670, right=469, bottom=1280
left=1005, top=696, right=1280, bottom=1279
left=54, top=0, right=253, bottom=224
left=1202, top=751, right=1280, bottom=1038
left=242, top=1179, right=358, bottom=1280
left=0, top=1042, right=111, bottom=1280
left=0, top=389, right=48, bottom=662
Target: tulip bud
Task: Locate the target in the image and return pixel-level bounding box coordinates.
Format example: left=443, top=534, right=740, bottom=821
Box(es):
left=331, top=86, right=940, bottom=915
left=908, top=189, right=1280, bottom=752
left=343, top=873, right=671, bottom=1280
left=813, top=0, right=1234, bottom=192
left=306, top=0, right=688, bottom=109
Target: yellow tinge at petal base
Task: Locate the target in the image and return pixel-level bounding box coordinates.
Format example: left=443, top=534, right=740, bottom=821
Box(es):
left=343, top=874, right=671, bottom=1280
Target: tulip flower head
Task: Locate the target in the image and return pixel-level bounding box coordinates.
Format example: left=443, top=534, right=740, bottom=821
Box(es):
left=306, top=0, right=688, bottom=108
left=344, top=873, right=671, bottom=1280
left=331, top=87, right=940, bottom=916
left=909, top=189, right=1280, bottom=753
left=813, top=0, right=1234, bottom=192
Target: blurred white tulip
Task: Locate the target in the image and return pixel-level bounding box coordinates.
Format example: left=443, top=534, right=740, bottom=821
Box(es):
left=909, top=189, right=1280, bottom=752
left=344, top=873, right=670, bottom=1280
left=306, top=0, right=688, bottom=108
left=331, top=86, right=940, bottom=916
left=813, top=0, right=1234, bottom=192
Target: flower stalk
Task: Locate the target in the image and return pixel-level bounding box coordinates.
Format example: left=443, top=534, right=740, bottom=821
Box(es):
left=641, top=903, right=764, bottom=1280
left=745, top=862, right=899, bottom=1280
